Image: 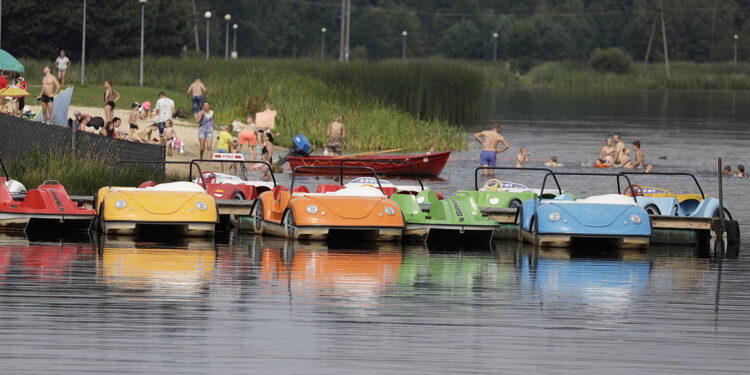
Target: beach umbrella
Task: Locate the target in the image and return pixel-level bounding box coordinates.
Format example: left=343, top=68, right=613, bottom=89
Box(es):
left=0, top=50, right=25, bottom=73
left=0, top=87, right=30, bottom=98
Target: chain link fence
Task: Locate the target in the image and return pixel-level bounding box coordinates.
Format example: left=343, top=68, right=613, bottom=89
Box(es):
left=0, top=114, right=165, bottom=171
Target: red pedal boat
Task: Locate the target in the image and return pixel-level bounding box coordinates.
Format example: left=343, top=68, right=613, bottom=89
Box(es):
left=287, top=151, right=451, bottom=177
left=0, top=177, right=96, bottom=232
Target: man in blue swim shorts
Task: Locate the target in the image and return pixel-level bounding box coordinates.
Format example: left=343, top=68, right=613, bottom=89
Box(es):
left=474, top=122, right=510, bottom=175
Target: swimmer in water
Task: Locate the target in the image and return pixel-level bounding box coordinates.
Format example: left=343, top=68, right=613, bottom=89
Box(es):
left=515, top=147, right=529, bottom=168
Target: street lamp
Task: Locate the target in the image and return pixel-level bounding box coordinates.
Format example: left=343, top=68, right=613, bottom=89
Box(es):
left=321, top=27, right=327, bottom=60
left=139, top=0, right=147, bottom=87
left=224, top=14, right=231, bottom=59
left=81, top=0, right=87, bottom=85
left=232, top=23, right=238, bottom=58
left=734, top=34, right=739, bottom=65
left=492, top=32, right=499, bottom=61
left=401, top=30, right=408, bottom=59
left=204, top=11, right=212, bottom=60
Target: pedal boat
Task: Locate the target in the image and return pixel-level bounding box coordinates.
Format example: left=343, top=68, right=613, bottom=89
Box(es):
left=0, top=178, right=95, bottom=232
left=519, top=172, right=651, bottom=248
left=252, top=166, right=404, bottom=241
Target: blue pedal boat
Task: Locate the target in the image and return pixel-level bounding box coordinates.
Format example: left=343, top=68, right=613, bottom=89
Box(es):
left=519, top=172, right=652, bottom=248
left=617, top=172, right=732, bottom=219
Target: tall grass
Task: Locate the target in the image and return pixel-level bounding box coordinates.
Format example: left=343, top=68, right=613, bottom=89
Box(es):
left=7, top=151, right=183, bottom=195
left=22, top=58, right=478, bottom=151
left=524, top=61, right=750, bottom=90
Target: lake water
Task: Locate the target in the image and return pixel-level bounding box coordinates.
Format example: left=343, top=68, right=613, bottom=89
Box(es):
left=0, top=88, right=748, bottom=374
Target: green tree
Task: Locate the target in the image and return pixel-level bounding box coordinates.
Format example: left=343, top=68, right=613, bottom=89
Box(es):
left=438, top=19, right=482, bottom=58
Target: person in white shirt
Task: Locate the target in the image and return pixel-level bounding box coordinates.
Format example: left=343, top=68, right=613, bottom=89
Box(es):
left=54, top=50, right=70, bottom=86
left=154, top=91, right=175, bottom=141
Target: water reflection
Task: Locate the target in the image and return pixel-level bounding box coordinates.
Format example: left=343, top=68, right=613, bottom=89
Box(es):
left=258, top=239, right=402, bottom=305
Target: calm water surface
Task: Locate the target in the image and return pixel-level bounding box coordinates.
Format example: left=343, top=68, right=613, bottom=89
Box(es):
left=0, top=88, right=748, bottom=374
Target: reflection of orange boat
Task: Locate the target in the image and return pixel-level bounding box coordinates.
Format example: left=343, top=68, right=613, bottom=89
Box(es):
left=260, top=246, right=402, bottom=297
left=100, top=248, right=215, bottom=295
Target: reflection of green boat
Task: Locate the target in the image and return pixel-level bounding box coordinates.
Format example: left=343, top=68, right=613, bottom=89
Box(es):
left=392, top=190, right=498, bottom=242
left=397, top=248, right=514, bottom=291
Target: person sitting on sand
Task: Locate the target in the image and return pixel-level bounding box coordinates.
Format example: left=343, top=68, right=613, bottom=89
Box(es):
left=723, top=165, right=733, bottom=175
left=545, top=156, right=562, bottom=167
left=73, top=111, right=92, bottom=131
left=631, top=140, right=644, bottom=169
left=598, top=137, right=615, bottom=165
left=736, top=165, right=746, bottom=178
left=111, top=117, right=123, bottom=139
left=132, top=123, right=159, bottom=144
left=515, top=147, right=529, bottom=168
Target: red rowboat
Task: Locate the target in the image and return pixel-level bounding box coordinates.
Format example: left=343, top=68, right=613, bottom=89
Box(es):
left=287, top=151, right=451, bottom=177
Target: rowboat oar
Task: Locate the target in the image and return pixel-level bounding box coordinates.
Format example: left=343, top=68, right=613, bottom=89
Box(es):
left=332, top=148, right=405, bottom=159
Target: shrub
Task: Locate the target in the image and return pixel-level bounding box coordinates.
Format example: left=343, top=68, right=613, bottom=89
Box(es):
left=589, top=48, right=633, bottom=74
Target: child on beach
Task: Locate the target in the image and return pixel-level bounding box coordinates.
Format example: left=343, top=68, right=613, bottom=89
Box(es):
left=163, top=120, right=175, bottom=156
left=216, top=124, right=233, bottom=173
left=132, top=123, right=159, bottom=143
left=228, top=138, right=240, bottom=173
left=515, top=147, right=529, bottom=168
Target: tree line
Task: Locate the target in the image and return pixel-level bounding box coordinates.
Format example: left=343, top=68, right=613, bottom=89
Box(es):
left=3, top=0, right=749, bottom=63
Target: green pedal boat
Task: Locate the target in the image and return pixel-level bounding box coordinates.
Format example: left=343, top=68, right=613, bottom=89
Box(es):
left=392, top=190, right=498, bottom=242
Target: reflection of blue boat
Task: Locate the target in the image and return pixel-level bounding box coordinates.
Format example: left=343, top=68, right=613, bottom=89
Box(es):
left=519, top=173, right=652, bottom=248
left=520, top=250, right=651, bottom=310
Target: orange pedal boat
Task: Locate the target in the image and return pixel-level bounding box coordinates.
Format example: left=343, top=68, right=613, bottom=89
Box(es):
left=252, top=166, right=404, bottom=241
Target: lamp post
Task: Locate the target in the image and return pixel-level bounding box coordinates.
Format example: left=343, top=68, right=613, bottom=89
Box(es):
left=734, top=34, right=739, bottom=65
left=81, top=0, right=87, bottom=85
left=224, top=14, right=231, bottom=59
left=401, top=30, right=407, bottom=60
left=139, top=0, right=147, bottom=87
left=321, top=27, right=327, bottom=60
left=204, top=11, right=212, bottom=60
left=492, top=32, right=498, bottom=61
left=232, top=23, right=238, bottom=58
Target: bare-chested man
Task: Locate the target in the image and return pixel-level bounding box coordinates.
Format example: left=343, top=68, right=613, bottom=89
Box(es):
left=474, top=122, right=510, bottom=175
left=613, top=133, right=626, bottom=164
left=37, top=66, right=60, bottom=124
left=187, top=79, right=207, bottom=114
left=327, top=115, right=346, bottom=156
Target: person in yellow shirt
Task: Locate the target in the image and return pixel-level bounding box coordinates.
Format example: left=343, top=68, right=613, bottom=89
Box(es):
left=216, top=124, right=233, bottom=173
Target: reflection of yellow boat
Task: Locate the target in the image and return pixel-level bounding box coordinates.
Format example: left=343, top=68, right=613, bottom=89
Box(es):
left=100, top=248, right=215, bottom=295
left=260, top=245, right=402, bottom=297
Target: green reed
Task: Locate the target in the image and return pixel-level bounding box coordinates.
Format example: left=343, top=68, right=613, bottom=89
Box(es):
left=7, top=151, right=183, bottom=195
left=22, top=58, right=474, bottom=151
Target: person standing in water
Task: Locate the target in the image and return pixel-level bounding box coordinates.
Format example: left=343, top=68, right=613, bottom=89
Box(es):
left=515, top=147, right=529, bottom=168
left=187, top=79, right=207, bottom=114
left=37, top=66, right=60, bottom=125
left=327, top=115, right=346, bottom=157
left=631, top=140, right=644, bottom=169
left=473, top=122, right=510, bottom=175
left=103, top=80, right=120, bottom=123
left=195, top=101, right=215, bottom=159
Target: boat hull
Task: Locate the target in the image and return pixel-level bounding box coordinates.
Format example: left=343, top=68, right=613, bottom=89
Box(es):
left=403, top=223, right=495, bottom=242
left=287, top=151, right=451, bottom=177
left=0, top=212, right=94, bottom=232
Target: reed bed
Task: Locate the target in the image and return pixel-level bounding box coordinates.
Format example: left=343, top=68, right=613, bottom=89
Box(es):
left=7, top=151, right=182, bottom=196
left=525, top=61, right=750, bottom=90
left=22, top=58, right=477, bottom=151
